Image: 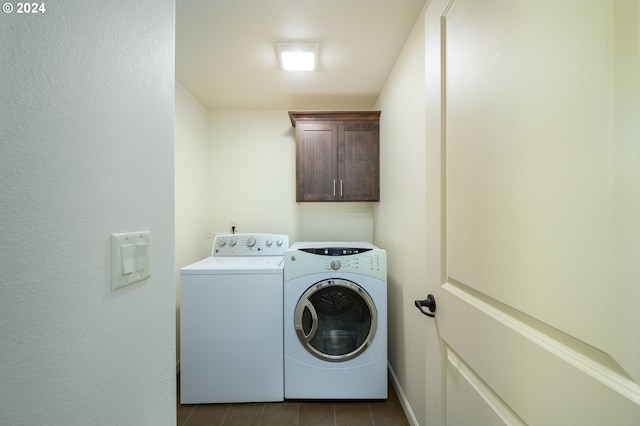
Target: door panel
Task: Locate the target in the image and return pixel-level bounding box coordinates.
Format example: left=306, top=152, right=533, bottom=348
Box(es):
left=445, top=0, right=617, bottom=361
left=296, top=123, right=338, bottom=201
left=341, top=123, right=380, bottom=201
left=446, top=348, right=525, bottom=426
left=441, top=282, right=640, bottom=424
left=425, top=0, right=640, bottom=423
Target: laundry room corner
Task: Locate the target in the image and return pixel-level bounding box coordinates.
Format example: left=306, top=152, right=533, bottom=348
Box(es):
left=174, top=104, right=380, bottom=371
left=175, top=82, right=211, bottom=369
left=206, top=109, right=377, bottom=244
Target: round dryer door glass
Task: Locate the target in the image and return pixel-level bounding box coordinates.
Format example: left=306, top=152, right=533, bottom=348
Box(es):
left=294, top=279, right=377, bottom=362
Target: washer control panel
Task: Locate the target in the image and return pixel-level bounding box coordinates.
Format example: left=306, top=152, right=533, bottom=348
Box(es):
left=212, top=233, right=289, bottom=256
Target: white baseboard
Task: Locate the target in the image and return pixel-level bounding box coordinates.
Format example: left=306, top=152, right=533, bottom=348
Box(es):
left=388, top=362, right=420, bottom=426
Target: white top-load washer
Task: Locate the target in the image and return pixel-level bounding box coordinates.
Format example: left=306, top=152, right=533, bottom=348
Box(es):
left=284, top=242, right=387, bottom=399
left=180, top=233, right=289, bottom=404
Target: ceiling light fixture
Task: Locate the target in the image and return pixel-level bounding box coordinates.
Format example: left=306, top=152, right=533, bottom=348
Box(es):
left=277, top=42, right=319, bottom=71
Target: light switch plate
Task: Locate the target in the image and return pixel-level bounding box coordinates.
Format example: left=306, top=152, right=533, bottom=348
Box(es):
left=111, top=231, right=150, bottom=291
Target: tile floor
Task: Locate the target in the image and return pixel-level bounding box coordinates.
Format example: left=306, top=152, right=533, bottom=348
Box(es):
left=177, top=375, right=410, bottom=426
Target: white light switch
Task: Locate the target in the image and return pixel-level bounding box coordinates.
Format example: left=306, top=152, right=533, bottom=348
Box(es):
left=111, top=231, right=151, bottom=291
left=121, top=244, right=136, bottom=275
left=136, top=242, right=148, bottom=272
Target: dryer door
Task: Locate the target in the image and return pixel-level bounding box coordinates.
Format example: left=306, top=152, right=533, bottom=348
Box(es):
left=294, top=279, right=377, bottom=362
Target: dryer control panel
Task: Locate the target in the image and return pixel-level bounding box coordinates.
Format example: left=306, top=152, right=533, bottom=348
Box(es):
left=285, top=242, right=386, bottom=281
left=212, top=233, right=289, bottom=256
left=299, top=247, right=372, bottom=256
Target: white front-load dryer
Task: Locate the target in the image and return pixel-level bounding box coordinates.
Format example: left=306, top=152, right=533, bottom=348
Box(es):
left=284, top=242, right=387, bottom=399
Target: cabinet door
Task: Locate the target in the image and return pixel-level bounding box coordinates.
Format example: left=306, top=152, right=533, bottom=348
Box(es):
left=296, top=123, right=338, bottom=201
left=339, top=122, right=379, bottom=201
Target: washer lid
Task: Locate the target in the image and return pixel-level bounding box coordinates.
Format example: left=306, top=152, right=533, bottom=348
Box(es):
left=180, top=256, right=284, bottom=274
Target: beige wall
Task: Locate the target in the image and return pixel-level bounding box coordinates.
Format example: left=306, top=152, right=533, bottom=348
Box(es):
left=174, top=106, right=377, bottom=254
left=374, top=5, right=428, bottom=426
left=175, top=83, right=211, bottom=265
left=175, top=82, right=211, bottom=365
left=207, top=109, right=375, bottom=246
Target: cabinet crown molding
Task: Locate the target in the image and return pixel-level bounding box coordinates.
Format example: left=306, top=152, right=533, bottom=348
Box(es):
left=288, top=111, right=381, bottom=127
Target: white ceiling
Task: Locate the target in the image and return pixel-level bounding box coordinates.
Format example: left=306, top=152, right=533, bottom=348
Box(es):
left=175, top=0, right=427, bottom=110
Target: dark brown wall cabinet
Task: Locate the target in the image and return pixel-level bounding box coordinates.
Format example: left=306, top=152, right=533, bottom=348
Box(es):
left=289, top=111, right=381, bottom=202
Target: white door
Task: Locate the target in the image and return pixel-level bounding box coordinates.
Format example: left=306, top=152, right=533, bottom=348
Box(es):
left=423, top=0, right=640, bottom=424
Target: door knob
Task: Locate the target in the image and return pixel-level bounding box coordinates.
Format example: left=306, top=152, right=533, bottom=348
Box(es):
left=414, top=294, right=436, bottom=317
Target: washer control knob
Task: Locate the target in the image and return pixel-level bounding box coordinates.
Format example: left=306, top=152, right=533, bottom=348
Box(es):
left=276, top=239, right=283, bottom=246
left=229, top=238, right=236, bottom=247
left=246, top=237, right=256, bottom=247
left=266, top=239, right=273, bottom=246
left=330, top=260, right=341, bottom=270
left=218, top=239, right=226, bottom=247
